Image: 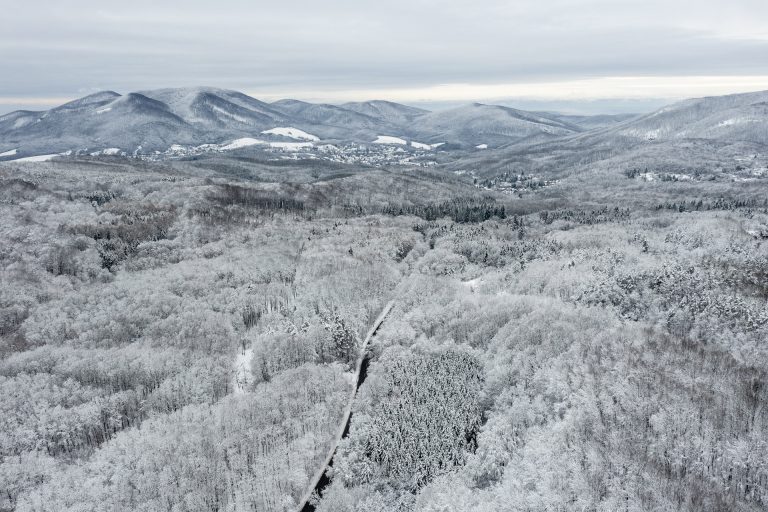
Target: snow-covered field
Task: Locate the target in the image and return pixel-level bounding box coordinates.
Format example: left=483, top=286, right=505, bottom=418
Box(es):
left=219, top=137, right=267, bottom=150
left=216, top=138, right=313, bottom=152
left=373, top=135, right=407, bottom=145
left=90, top=148, right=122, bottom=156
left=10, top=153, right=61, bottom=162
left=261, top=127, right=319, bottom=141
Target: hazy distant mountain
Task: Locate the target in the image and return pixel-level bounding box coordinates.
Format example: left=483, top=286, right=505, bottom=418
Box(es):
left=511, top=89, right=768, bottom=154
left=341, top=100, right=428, bottom=126
left=269, top=99, right=397, bottom=139
left=546, top=112, right=640, bottom=130
left=406, top=103, right=583, bottom=147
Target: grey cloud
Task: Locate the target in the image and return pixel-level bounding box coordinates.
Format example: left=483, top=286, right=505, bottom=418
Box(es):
left=2, top=0, right=768, bottom=108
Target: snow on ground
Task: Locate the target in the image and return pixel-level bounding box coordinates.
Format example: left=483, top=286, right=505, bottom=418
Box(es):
left=219, top=138, right=311, bottom=151
left=210, top=105, right=250, bottom=124
left=644, top=129, right=661, bottom=141
left=430, top=142, right=445, bottom=149
left=410, top=141, right=432, bottom=150
left=622, top=128, right=665, bottom=140
left=194, top=143, right=220, bottom=151
left=373, top=135, right=407, bottom=145
left=269, top=141, right=313, bottom=151
left=0, top=149, right=18, bottom=157
left=220, top=138, right=267, bottom=150
left=95, top=107, right=112, bottom=114
left=261, top=127, right=319, bottom=141
left=462, top=277, right=483, bottom=290
left=11, top=154, right=61, bottom=162
left=717, top=117, right=757, bottom=127
left=163, top=138, right=314, bottom=156
left=90, top=148, right=121, bottom=156
left=13, top=117, right=34, bottom=129
left=232, top=347, right=254, bottom=394
left=476, top=144, right=488, bottom=149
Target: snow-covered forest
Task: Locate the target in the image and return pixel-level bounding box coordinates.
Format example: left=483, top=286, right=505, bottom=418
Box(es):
left=1, top=150, right=767, bottom=512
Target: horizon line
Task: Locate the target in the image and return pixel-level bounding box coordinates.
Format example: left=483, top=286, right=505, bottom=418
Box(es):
left=2, top=75, right=768, bottom=116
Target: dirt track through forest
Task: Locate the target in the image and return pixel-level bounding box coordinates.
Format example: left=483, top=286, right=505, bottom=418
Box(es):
left=296, top=300, right=395, bottom=512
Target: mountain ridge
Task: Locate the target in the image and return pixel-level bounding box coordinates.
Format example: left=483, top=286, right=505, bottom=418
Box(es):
left=2, top=87, right=768, bottom=160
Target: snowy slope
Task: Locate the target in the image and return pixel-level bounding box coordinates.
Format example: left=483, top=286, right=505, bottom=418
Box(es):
left=269, top=99, right=401, bottom=140
left=407, top=103, right=582, bottom=146
left=607, top=90, right=768, bottom=143
left=373, top=136, right=407, bottom=145
left=341, top=100, right=428, bottom=125
left=139, top=87, right=290, bottom=130
left=261, top=127, right=319, bottom=141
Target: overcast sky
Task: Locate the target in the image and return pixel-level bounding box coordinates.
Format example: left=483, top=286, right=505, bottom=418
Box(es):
left=2, top=0, right=768, bottom=114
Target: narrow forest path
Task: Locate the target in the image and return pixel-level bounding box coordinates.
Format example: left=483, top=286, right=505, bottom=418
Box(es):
left=295, top=299, right=395, bottom=512
left=232, top=346, right=254, bottom=394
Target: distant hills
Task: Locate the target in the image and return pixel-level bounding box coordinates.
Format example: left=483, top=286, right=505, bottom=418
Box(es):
left=600, top=89, right=768, bottom=143
left=410, top=103, right=582, bottom=147
left=0, top=87, right=585, bottom=158
left=450, top=90, right=768, bottom=178
left=1, top=87, right=767, bottom=161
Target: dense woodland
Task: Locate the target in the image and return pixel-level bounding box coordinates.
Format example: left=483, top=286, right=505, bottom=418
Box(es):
left=1, top=152, right=767, bottom=511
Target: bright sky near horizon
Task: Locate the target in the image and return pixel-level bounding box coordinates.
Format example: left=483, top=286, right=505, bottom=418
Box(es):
left=2, top=0, right=768, bottom=114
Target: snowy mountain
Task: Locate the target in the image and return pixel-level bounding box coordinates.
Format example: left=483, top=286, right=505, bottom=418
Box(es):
left=268, top=99, right=397, bottom=139
left=448, top=89, right=768, bottom=179
left=546, top=112, right=640, bottom=130
left=341, top=100, right=428, bottom=125
left=3, top=88, right=768, bottom=161
left=0, top=91, right=199, bottom=155
left=405, top=103, right=583, bottom=147
left=604, top=90, right=768, bottom=143
left=0, top=89, right=429, bottom=157
left=139, top=87, right=290, bottom=130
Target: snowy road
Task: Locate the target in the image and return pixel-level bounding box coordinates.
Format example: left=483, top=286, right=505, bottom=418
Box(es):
left=296, top=300, right=395, bottom=512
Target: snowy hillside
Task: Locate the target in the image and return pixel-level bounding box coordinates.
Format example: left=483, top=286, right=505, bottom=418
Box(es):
left=3, top=88, right=768, bottom=162
left=261, top=127, right=320, bottom=141
left=406, top=103, right=583, bottom=146
left=609, top=90, right=768, bottom=143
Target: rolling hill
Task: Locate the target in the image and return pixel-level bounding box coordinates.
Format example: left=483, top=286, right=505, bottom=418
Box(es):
left=405, top=103, right=583, bottom=147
